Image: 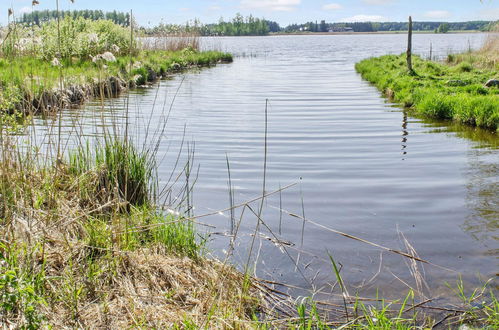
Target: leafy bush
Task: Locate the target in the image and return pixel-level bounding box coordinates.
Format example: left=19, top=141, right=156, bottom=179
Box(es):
left=0, top=243, right=46, bottom=328
left=2, top=16, right=136, bottom=60
left=454, top=61, right=473, bottom=73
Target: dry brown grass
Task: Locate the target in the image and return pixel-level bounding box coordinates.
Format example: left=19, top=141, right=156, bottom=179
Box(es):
left=141, top=31, right=201, bottom=52
left=39, top=246, right=259, bottom=328
left=475, top=28, right=499, bottom=68
left=448, top=23, right=499, bottom=69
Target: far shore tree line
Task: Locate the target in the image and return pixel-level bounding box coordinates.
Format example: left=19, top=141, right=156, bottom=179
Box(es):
left=9, top=10, right=498, bottom=36
left=284, top=20, right=494, bottom=33
left=18, top=9, right=132, bottom=27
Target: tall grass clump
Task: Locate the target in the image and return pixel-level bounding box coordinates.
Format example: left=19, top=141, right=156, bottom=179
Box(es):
left=355, top=54, right=499, bottom=130
left=142, top=23, right=201, bottom=52
left=69, top=139, right=155, bottom=208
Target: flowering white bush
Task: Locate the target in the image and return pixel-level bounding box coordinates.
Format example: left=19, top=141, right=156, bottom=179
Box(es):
left=87, top=33, right=99, bottom=43
left=7, top=16, right=138, bottom=60
left=101, top=51, right=116, bottom=62
left=92, top=51, right=117, bottom=63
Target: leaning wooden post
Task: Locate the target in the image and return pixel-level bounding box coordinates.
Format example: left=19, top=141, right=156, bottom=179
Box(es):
left=407, top=16, right=413, bottom=72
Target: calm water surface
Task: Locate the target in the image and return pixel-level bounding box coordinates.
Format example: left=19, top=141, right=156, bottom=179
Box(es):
left=26, top=34, right=498, bottom=298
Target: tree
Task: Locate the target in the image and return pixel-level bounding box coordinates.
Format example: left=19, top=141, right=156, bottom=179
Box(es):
left=437, top=23, right=449, bottom=33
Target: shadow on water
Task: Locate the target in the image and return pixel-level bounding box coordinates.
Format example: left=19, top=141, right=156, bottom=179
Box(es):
left=422, top=119, right=498, bottom=149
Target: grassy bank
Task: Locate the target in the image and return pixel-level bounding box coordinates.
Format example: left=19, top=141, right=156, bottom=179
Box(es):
left=355, top=50, right=499, bottom=131
left=0, top=16, right=232, bottom=114
left=0, top=49, right=232, bottom=114
left=0, top=133, right=262, bottom=328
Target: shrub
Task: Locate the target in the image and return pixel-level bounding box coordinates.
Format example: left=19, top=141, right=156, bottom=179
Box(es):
left=2, top=16, right=136, bottom=60
left=455, top=61, right=473, bottom=73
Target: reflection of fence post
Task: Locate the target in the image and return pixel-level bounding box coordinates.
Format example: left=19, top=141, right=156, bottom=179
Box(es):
left=407, top=16, right=413, bottom=72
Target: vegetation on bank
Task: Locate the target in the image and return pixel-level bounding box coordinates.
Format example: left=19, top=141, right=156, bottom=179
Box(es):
left=447, top=32, right=499, bottom=71
left=0, top=16, right=232, bottom=114
left=0, top=49, right=231, bottom=112
left=0, top=133, right=262, bottom=327
left=355, top=50, right=499, bottom=130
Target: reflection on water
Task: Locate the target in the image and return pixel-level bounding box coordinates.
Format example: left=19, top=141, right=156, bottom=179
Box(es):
left=401, top=111, right=408, bottom=159
left=19, top=33, right=499, bottom=298
left=463, top=149, right=499, bottom=243
left=424, top=121, right=498, bottom=149
left=419, top=118, right=498, bottom=252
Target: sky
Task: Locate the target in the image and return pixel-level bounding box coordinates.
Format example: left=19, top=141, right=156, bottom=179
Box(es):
left=2, top=0, right=499, bottom=26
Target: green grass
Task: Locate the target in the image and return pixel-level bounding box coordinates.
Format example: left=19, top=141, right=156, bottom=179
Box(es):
left=258, top=254, right=499, bottom=329
left=268, top=282, right=499, bottom=329
left=0, top=242, right=46, bottom=328
left=355, top=54, right=499, bottom=131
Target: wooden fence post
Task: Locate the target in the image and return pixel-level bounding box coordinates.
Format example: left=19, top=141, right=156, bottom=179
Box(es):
left=407, top=16, right=413, bottom=72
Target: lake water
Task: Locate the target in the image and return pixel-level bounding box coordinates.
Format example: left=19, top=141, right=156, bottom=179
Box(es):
left=25, top=33, right=498, bottom=300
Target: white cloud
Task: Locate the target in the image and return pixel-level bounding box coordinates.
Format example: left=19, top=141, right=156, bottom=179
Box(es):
left=424, top=10, right=452, bottom=19
left=19, top=7, right=33, bottom=15
left=340, top=15, right=387, bottom=22
left=240, top=0, right=301, bottom=12
left=323, top=3, right=342, bottom=11
left=362, top=0, right=393, bottom=5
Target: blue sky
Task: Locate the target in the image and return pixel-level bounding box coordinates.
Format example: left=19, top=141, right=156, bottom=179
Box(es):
left=3, top=0, right=499, bottom=26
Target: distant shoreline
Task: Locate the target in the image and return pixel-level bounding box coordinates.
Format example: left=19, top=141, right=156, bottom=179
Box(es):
left=195, top=31, right=487, bottom=38
left=269, top=30, right=485, bottom=36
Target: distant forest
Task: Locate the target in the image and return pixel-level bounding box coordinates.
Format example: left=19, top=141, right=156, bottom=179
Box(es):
left=18, top=10, right=131, bottom=26
left=286, top=21, right=495, bottom=33
left=15, top=10, right=496, bottom=36
left=199, top=14, right=281, bottom=36
left=145, top=18, right=496, bottom=36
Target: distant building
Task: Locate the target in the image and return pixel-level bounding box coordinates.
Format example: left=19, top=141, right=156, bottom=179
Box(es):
left=328, top=27, right=353, bottom=33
